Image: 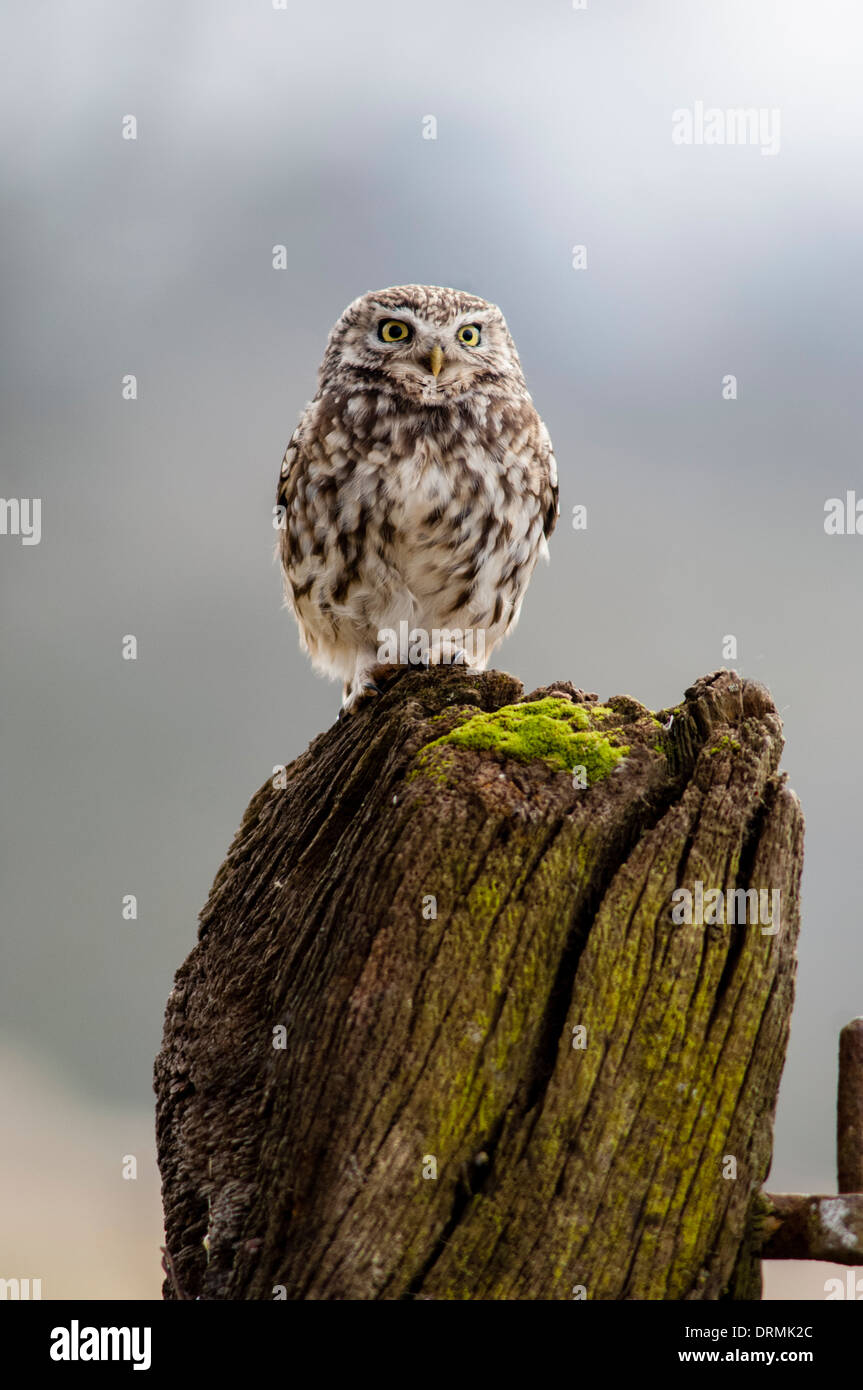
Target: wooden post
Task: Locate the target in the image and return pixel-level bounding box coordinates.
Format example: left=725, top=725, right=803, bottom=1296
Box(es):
left=154, top=666, right=803, bottom=1300
left=757, top=1020, right=863, bottom=1266
left=838, top=1018, right=863, bottom=1194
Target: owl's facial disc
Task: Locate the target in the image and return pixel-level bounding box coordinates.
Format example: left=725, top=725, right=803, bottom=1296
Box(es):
left=323, top=288, right=527, bottom=409
left=363, top=310, right=509, bottom=404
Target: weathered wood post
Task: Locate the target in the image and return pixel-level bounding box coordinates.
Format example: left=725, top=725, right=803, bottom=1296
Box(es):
left=154, top=665, right=805, bottom=1299
left=838, top=1019, right=863, bottom=1195
left=758, top=1018, right=863, bottom=1270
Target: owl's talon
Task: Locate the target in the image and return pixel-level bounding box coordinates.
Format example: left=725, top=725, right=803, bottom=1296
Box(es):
left=339, top=679, right=382, bottom=718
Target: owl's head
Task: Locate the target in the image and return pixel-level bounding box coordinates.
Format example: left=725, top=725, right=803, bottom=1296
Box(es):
left=319, top=285, right=528, bottom=408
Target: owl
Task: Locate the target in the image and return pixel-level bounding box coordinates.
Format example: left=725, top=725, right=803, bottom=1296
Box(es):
left=276, top=285, right=558, bottom=714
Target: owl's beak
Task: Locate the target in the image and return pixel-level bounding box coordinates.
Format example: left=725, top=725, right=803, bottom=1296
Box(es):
left=429, top=344, right=444, bottom=378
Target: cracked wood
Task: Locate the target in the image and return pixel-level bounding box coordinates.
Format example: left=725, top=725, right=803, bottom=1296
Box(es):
left=154, top=666, right=803, bottom=1300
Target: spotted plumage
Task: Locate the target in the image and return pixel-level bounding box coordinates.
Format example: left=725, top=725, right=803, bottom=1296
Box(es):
left=276, top=285, right=558, bottom=713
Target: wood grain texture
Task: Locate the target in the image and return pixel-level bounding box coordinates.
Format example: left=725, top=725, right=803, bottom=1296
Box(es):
left=838, top=1018, right=863, bottom=1194
left=154, top=666, right=803, bottom=1300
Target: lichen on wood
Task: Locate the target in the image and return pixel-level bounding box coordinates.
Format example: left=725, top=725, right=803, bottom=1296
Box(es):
left=154, top=666, right=803, bottom=1300
left=419, top=696, right=630, bottom=782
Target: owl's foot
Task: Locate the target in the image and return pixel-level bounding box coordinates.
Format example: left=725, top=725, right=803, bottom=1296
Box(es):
left=431, top=641, right=472, bottom=667
left=406, top=645, right=470, bottom=672
left=339, top=681, right=382, bottom=719
left=339, top=661, right=401, bottom=718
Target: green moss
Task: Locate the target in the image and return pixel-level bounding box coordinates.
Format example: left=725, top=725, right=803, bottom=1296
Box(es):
left=405, top=752, right=456, bottom=786
left=417, top=697, right=629, bottom=784
left=584, top=704, right=617, bottom=721
left=652, top=704, right=683, bottom=723
left=708, top=735, right=741, bottom=755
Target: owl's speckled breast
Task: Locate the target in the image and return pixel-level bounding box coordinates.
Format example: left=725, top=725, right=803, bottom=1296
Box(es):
left=276, top=284, right=558, bottom=708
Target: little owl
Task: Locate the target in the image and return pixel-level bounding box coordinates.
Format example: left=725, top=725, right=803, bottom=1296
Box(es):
left=276, top=285, right=558, bottom=714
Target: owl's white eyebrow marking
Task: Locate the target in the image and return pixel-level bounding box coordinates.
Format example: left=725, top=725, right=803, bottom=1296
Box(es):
left=365, top=307, right=490, bottom=337
left=368, top=303, right=423, bottom=321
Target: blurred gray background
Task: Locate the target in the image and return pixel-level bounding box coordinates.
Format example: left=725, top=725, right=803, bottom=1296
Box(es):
left=2, top=0, right=861, bottom=1298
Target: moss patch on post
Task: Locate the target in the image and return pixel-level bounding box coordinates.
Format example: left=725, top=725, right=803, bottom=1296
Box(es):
left=709, top=735, right=741, bottom=755
left=416, top=697, right=629, bottom=785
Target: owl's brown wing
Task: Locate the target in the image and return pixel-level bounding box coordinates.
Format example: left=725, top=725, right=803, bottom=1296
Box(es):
left=276, top=427, right=303, bottom=515
left=539, top=426, right=559, bottom=541
left=543, top=471, right=559, bottom=540
left=274, top=421, right=313, bottom=597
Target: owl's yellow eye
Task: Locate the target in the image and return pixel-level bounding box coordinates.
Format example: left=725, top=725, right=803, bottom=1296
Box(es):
left=378, top=319, right=412, bottom=343
left=457, top=324, right=481, bottom=347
